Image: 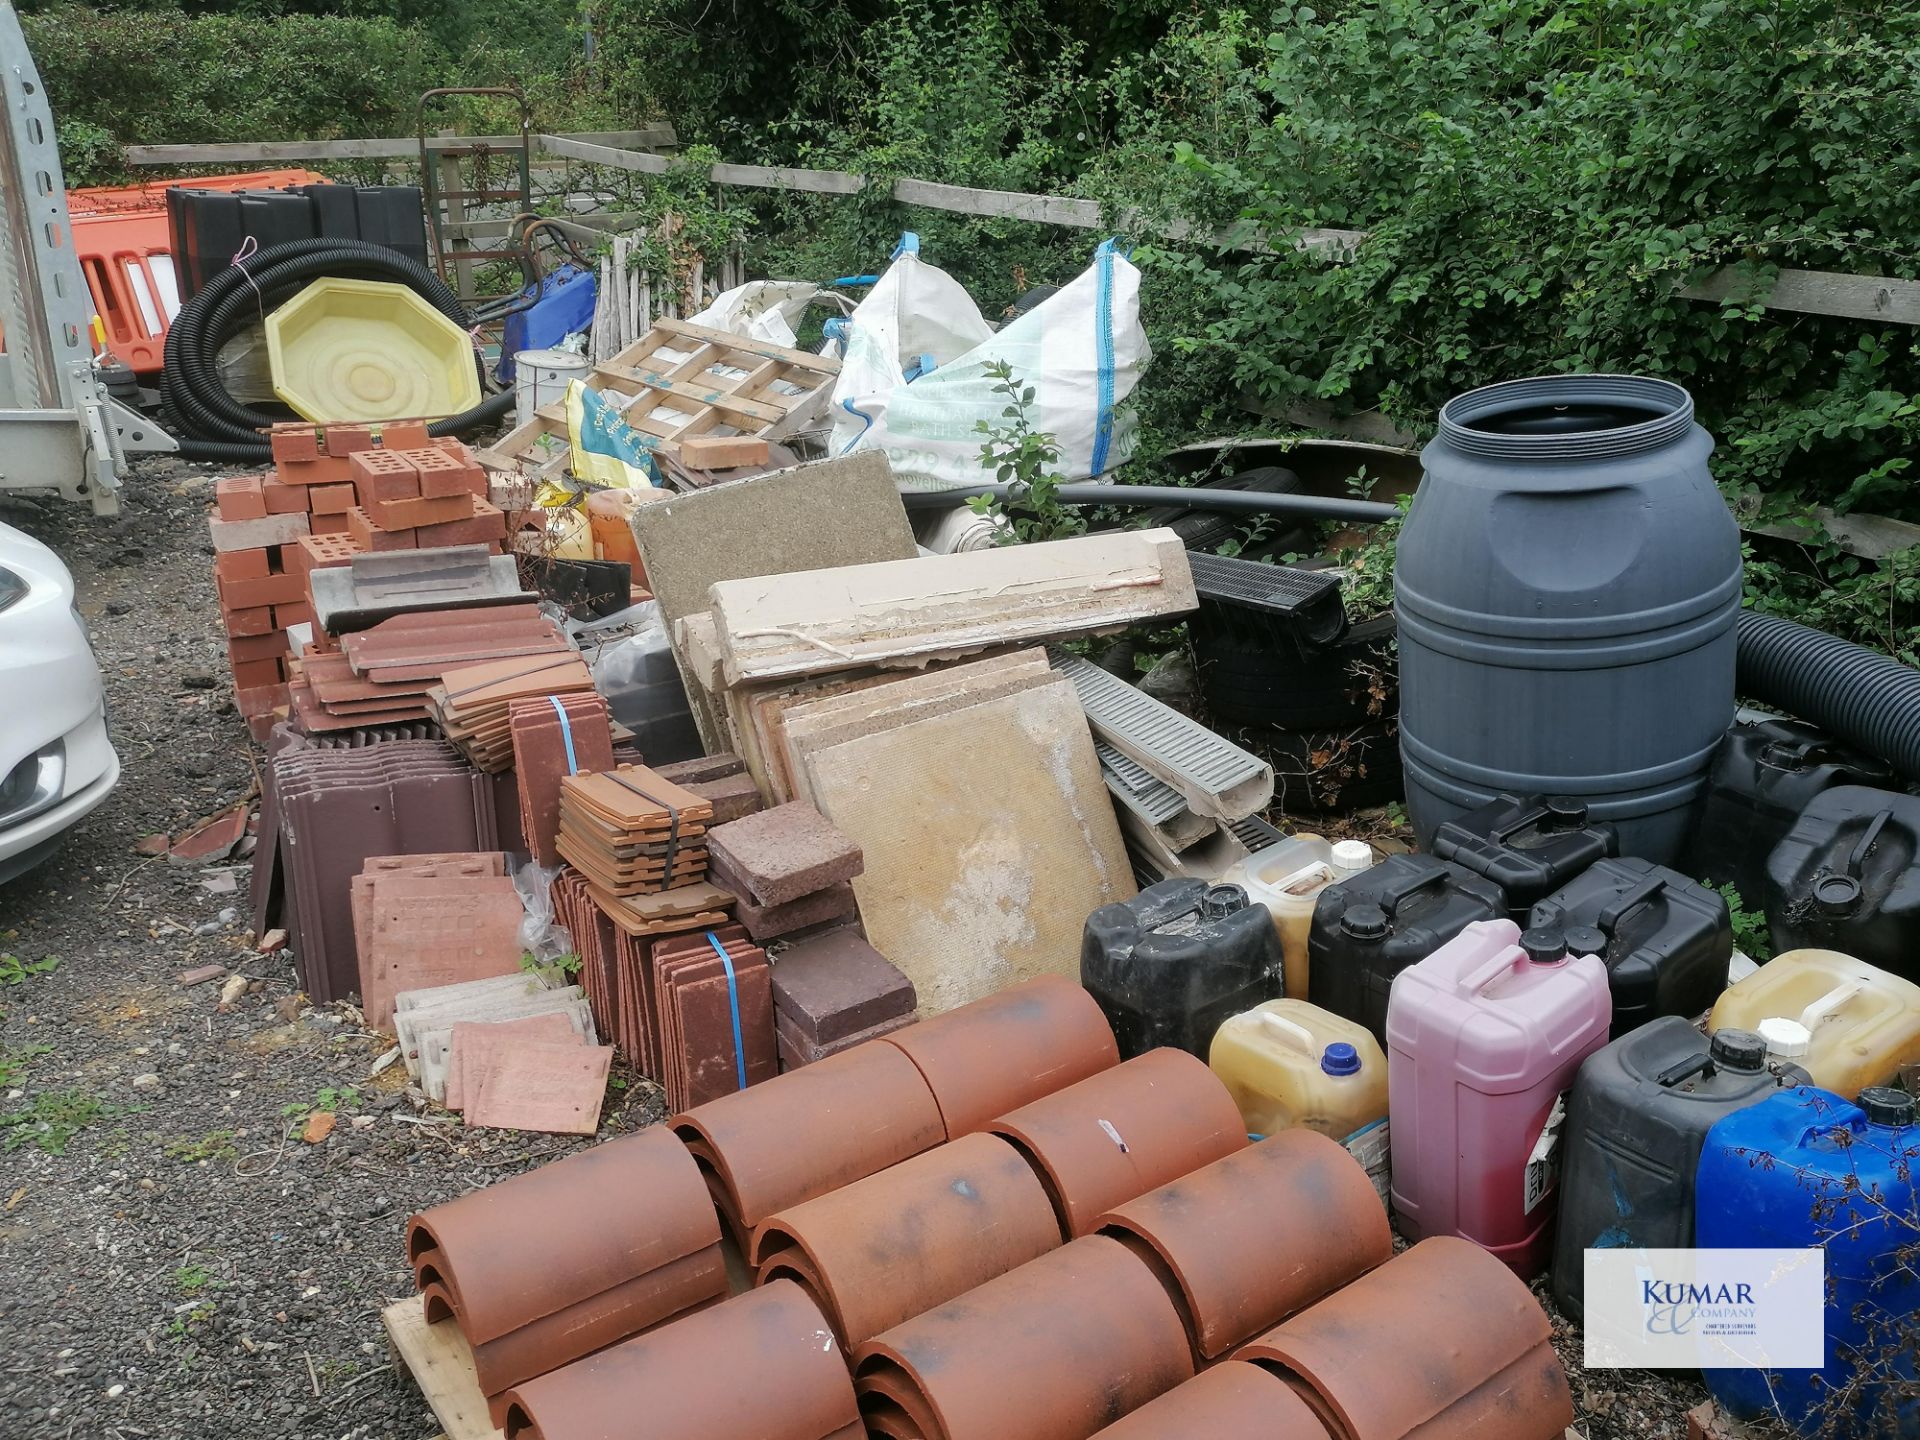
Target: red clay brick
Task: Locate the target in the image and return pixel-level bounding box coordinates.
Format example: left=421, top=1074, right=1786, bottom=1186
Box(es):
left=402, top=445, right=487, bottom=499
left=308, top=482, right=357, bottom=515
left=371, top=491, right=474, bottom=531
left=324, top=425, right=379, bottom=458
left=349, top=449, right=421, bottom=508
left=218, top=571, right=306, bottom=610
left=416, top=497, right=506, bottom=548
left=347, top=508, right=415, bottom=552
left=289, top=532, right=364, bottom=577
left=222, top=605, right=275, bottom=638
left=232, top=656, right=285, bottom=691
left=261, top=478, right=308, bottom=515
left=270, top=427, right=319, bottom=465
left=310, top=510, right=353, bottom=535
left=213, top=548, right=271, bottom=584
left=236, top=681, right=290, bottom=718
left=228, top=632, right=291, bottom=665
left=215, top=475, right=267, bottom=521
left=378, top=420, right=431, bottom=450
left=274, top=602, right=315, bottom=630
left=279, top=456, right=354, bottom=486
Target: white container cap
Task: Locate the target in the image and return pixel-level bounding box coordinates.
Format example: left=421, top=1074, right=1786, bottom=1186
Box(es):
left=1330, top=840, right=1373, bottom=872
left=1757, top=1017, right=1812, bottom=1059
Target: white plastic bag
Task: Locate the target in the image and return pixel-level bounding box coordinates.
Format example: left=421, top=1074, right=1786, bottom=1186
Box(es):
left=828, top=237, right=1151, bottom=490
left=687, top=279, right=824, bottom=349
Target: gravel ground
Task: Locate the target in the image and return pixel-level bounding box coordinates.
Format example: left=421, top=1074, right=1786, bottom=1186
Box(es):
left=0, top=460, right=1701, bottom=1440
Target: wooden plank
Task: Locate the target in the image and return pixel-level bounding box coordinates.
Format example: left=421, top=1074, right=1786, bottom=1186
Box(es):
left=127, top=127, right=676, bottom=166
left=891, top=177, right=1105, bottom=229
left=1680, top=267, right=1920, bottom=326
left=709, top=162, right=867, bottom=195
left=536, top=133, right=671, bottom=175
left=382, top=1295, right=502, bottom=1440
left=1735, top=498, right=1920, bottom=560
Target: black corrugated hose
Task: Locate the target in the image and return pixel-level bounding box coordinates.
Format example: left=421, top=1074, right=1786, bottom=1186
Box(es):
left=1736, top=609, right=1920, bottom=779
left=161, top=238, right=514, bottom=463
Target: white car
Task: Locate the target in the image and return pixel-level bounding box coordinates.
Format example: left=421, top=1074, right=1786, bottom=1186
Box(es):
left=0, top=521, right=119, bottom=882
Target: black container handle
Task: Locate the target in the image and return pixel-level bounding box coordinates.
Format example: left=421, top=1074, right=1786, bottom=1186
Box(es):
left=1378, top=866, right=1450, bottom=917
left=1845, top=809, right=1894, bottom=879
left=1654, top=1051, right=1713, bottom=1089
left=1597, top=874, right=1669, bottom=931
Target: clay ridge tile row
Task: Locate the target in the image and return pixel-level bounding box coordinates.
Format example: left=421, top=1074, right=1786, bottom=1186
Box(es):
left=501, top=1280, right=858, bottom=1440
left=851, top=1235, right=1195, bottom=1440
left=1085, top=1361, right=1334, bottom=1439
left=984, top=1048, right=1248, bottom=1239
left=408, top=1136, right=721, bottom=1382
left=751, top=1131, right=1062, bottom=1353
left=1095, top=1129, right=1393, bottom=1361
left=1234, top=1236, right=1574, bottom=1440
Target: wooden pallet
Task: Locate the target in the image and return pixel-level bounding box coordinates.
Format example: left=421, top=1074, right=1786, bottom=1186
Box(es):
left=479, top=318, right=840, bottom=484
left=384, top=1295, right=501, bottom=1440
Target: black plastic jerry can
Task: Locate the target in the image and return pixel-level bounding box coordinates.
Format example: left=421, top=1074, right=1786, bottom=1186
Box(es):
left=1529, top=857, right=1733, bottom=1037
left=1081, top=879, right=1285, bottom=1060
left=1430, top=793, right=1617, bottom=916
left=1686, top=718, right=1896, bottom=906
left=1305, top=853, right=1506, bottom=1046
left=1765, top=785, right=1920, bottom=984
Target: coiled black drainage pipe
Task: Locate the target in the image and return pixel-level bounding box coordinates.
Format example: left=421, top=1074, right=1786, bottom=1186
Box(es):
left=1737, top=609, right=1920, bottom=779
left=161, top=237, right=513, bottom=464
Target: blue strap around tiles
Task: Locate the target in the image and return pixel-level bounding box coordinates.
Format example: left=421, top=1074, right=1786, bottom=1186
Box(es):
left=546, top=694, right=579, bottom=774
left=704, top=930, right=748, bottom=1091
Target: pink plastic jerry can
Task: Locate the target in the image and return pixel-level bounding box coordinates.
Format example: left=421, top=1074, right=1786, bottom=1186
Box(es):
left=1386, top=918, right=1611, bottom=1278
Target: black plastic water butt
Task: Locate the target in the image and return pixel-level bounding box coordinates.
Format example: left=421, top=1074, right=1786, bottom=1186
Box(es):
left=1394, top=375, right=1742, bottom=863
left=1081, top=880, right=1284, bottom=1060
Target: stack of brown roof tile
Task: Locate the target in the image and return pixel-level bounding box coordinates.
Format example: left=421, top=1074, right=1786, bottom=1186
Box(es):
left=510, top=692, right=616, bottom=866
left=394, top=971, right=596, bottom=1100
left=406, top=1127, right=728, bottom=1425
left=287, top=602, right=570, bottom=734
left=648, top=923, right=777, bottom=1110
left=770, top=924, right=915, bottom=1068
left=348, top=853, right=525, bottom=1030
left=264, top=740, right=502, bottom=1001
left=706, top=801, right=863, bottom=943
left=556, top=766, right=713, bottom=895
left=428, top=653, right=599, bottom=773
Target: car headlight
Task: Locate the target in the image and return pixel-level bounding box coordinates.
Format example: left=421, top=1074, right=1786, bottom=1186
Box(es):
left=0, top=566, right=25, bottom=614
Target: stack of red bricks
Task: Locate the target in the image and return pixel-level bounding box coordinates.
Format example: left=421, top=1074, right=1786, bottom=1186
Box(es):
left=209, top=421, right=505, bottom=741
left=342, top=444, right=505, bottom=554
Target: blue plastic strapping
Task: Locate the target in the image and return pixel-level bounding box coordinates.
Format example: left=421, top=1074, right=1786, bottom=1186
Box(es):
left=704, top=930, right=749, bottom=1092
left=1090, top=238, right=1119, bottom=476
left=545, top=694, right=579, bottom=774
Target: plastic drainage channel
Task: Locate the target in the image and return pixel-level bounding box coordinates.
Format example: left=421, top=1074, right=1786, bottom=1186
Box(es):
left=1096, top=742, right=1193, bottom=829
left=1187, top=553, right=1347, bottom=646
left=1052, top=653, right=1272, bottom=819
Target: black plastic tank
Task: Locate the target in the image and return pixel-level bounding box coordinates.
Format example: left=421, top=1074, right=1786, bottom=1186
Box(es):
left=1305, top=853, right=1507, bottom=1045
left=1686, top=717, right=1896, bottom=905
left=1429, top=792, right=1616, bottom=915
left=1081, top=880, right=1284, bottom=1060
left=1552, top=1020, right=1786, bottom=1320
left=1394, top=375, right=1741, bottom=864
left=1764, top=785, right=1920, bottom=983
left=1529, top=857, right=1732, bottom=1036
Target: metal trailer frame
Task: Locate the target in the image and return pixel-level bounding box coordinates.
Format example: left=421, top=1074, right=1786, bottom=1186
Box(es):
left=0, top=1, right=172, bottom=515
